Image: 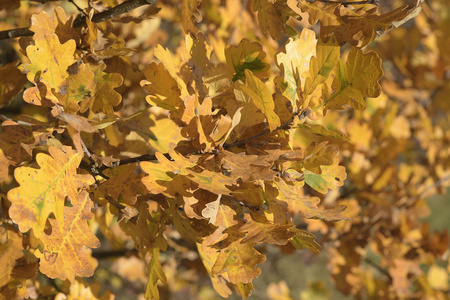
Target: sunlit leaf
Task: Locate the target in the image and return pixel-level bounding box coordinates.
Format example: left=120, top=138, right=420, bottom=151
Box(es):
left=35, top=191, right=100, bottom=283
left=225, top=39, right=270, bottom=81
left=241, top=69, right=281, bottom=131
left=7, top=146, right=95, bottom=237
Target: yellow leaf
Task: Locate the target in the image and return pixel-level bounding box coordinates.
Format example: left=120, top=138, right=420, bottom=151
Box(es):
left=427, top=265, right=449, bottom=291
left=0, top=120, right=53, bottom=165
left=55, top=280, right=114, bottom=300
left=80, top=63, right=123, bottom=114
left=7, top=146, right=95, bottom=237
left=197, top=243, right=233, bottom=298
left=140, top=62, right=182, bottom=112
left=211, top=240, right=266, bottom=284
left=274, top=178, right=349, bottom=222
left=225, top=39, right=270, bottom=81
left=201, top=194, right=221, bottom=224
left=298, top=1, right=423, bottom=47
left=303, top=37, right=340, bottom=96
left=99, top=164, right=146, bottom=206
left=327, top=48, right=383, bottom=111
left=240, top=213, right=296, bottom=245
left=154, top=45, right=189, bottom=99
left=241, top=69, right=281, bottom=131
left=0, top=228, right=23, bottom=287
left=56, top=62, right=95, bottom=114
left=182, top=0, right=200, bottom=34
left=303, top=141, right=339, bottom=174
left=145, top=248, right=167, bottom=300
left=304, top=158, right=347, bottom=194
left=29, top=7, right=77, bottom=43
left=289, top=228, right=322, bottom=253
left=20, top=34, right=76, bottom=93
left=297, top=123, right=350, bottom=141
left=275, top=28, right=317, bottom=105
left=35, top=191, right=100, bottom=283
left=253, top=0, right=292, bottom=40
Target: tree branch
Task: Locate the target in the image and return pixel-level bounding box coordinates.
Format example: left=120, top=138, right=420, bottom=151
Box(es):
left=0, top=0, right=158, bottom=40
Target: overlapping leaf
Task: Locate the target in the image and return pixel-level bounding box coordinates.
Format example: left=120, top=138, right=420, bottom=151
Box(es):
left=253, top=0, right=295, bottom=40
left=20, top=34, right=75, bottom=97
left=0, top=61, right=27, bottom=107
left=34, top=191, right=99, bottom=283
left=7, top=146, right=95, bottom=237
left=225, top=39, right=270, bottom=81
left=275, top=28, right=317, bottom=105
left=241, top=69, right=281, bottom=131
left=297, top=0, right=424, bottom=47
left=326, top=48, right=383, bottom=111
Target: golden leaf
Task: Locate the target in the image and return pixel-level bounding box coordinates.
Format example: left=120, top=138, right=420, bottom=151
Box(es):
left=35, top=191, right=100, bottom=283
left=241, top=69, right=281, bottom=131
left=327, top=48, right=383, bottom=111
left=140, top=62, right=182, bottom=112
left=20, top=34, right=76, bottom=97
left=0, top=228, right=23, bottom=287
left=225, top=39, right=270, bottom=81
left=275, top=28, right=317, bottom=106
left=7, top=146, right=95, bottom=237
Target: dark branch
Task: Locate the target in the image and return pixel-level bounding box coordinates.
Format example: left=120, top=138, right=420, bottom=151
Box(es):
left=314, top=0, right=379, bottom=5
left=0, top=0, right=158, bottom=40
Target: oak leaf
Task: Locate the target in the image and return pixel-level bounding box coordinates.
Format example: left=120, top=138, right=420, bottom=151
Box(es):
left=140, top=62, right=182, bottom=112
left=29, top=7, right=77, bottom=43
left=219, top=150, right=275, bottom=182
left=274, top=178, right=349, bottom=222
left=0, top=61, right=27, bottom=107
left=211, top=239, right=266, bottom=284
left=182, top=0, right=201, bottom=34
left=35, top=191, right=100, bottom=283
left=99, top=164, right=146, bottom=206
left=303, top=36, right=340, bottom=97
left=154, top=45, right=189, bottom=98
left=0, top=228, right=24, bottom=287
left=197, top=243, right=233, bottom=298
left=298, top=1, right=423, bottom=47
left=297, top=123, right=350, bottom=141
left=327, top=48, right=383, bottom=111
left=56, top=62, right=95, bottom=114
left=0, top=120, right=55, bottom=166
left=7, top=146, right=95, bottom=237
left=303, top=141, right=339, bottom=174
left=304, top=158, right=347, bottom=194
left=253, top=0, right=294, bottom=40
left=289, top=228, right=321, bottom=254
left=145, top=247, right=167, bottom=300
left=20, top=34, right=76, bottom=96
left=240, top=213, right=296, bottom=245
left=225, top=39, right=270, bottom=81
left=275, top=28, right=317, bottom=106
left=54, top=280, right=113, bottom=300
left=79, top=63, right=123, bottom=114
left=0, top=150, right=8, bottom=183
left=241, top=69, right=281, bottom=131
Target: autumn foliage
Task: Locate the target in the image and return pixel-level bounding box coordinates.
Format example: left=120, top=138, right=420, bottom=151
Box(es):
left=0, top=0, right=449, bottom=299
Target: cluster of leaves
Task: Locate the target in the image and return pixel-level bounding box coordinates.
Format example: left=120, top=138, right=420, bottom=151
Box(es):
left=0, top=0, right=448, bottom=299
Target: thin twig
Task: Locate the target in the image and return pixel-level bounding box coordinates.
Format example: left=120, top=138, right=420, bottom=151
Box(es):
left=0, top=0, right=157, bottom=40
left=313, top=0, right=378, bottom=5
left=363, top=257, right=392, bottom=280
